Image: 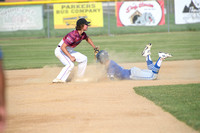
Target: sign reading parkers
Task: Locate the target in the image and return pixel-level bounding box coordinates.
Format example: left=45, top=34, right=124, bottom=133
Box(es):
left=53, top=3, right=103, bottom=29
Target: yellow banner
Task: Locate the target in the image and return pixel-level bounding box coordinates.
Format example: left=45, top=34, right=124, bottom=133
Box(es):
left=53, top=2, right=103, bottom=29
left=0, top=0, right=113, bottom=6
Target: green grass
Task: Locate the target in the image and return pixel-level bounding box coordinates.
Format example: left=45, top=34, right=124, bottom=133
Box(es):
left=134, top=84, right=200, bottom=131
left=1, top=31, right=200, bottom=69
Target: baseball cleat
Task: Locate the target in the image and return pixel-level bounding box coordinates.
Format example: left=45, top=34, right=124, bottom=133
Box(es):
left=158, top=52, right=172, bottom=59
left=142, top=43, right=152, bottom=57
left=52, top=78, right=65, bottom=83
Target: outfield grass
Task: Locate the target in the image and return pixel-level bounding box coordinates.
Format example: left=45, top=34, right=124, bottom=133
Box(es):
left=1, top=31, right=200, bottom=69
left=134, top=83, right=200, bottom=132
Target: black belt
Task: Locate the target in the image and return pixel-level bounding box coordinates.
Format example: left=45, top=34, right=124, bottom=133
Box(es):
left=58, top=45, right=60, bottom=47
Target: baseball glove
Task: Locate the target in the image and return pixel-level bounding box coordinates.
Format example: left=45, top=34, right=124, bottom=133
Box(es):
left=94, top=47, right=100, bottom=57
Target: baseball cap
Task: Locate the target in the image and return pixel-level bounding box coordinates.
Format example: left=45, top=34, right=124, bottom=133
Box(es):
left=76, top=18, right=90, bottom=26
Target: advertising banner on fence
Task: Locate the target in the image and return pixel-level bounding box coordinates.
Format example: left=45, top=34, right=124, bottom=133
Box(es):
left=0, top=5, right=43, bottom=31
left=116, top=0, right=165, bottom=27
left=175, top=0, right=200, bottom=24
left=53, top=2, right=103, bottom=29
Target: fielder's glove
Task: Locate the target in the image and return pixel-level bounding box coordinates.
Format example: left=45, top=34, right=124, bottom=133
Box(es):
left=94, top=47, right=100, bottom=57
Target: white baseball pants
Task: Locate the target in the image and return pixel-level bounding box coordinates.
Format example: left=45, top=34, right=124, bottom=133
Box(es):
left=129, top=67, right=158, bottom=80
left=54, top=40, right=87, bottom=81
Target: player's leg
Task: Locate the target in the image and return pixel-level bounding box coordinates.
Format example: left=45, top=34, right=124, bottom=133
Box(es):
left=53, top=47, right=74, bottom=83
left=146, top=55, right=154, bottom=70
left=144, top=53, right=161, bottom=74
left=151, top=57, right=162, bottom=74
left=134, top=43, right=173, bottom=80
left=152, top=52, right=173, bottom=74
left=145, top=54, right=161, bottom=75
left=71, top=51, right=87, bottom=78
left=142, top=43, right=172, bottom=72
left=130, top=52, right=172, bottom=80
left=129, top=67, right=157, bottom=80
left=142, top=43, right=154, bottom=70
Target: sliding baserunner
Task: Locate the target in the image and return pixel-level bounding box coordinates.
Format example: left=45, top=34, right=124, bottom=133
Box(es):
left=96, top=43, right=172, bottom=80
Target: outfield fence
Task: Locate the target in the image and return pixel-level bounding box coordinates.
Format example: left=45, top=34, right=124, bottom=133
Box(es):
left=0, top=0, right=200, bottom=38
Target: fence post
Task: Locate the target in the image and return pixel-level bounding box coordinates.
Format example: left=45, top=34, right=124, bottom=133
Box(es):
left=47, top=4, right=50, bottom=38
left=167, top=0, right=170, bottom=32
left=107, top=2, right=111, bottom=36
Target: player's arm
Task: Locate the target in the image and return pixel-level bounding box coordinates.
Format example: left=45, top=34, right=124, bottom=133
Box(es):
left=107, top=69, right=115, bottom=80
left=106, top=62, right=115, bottom=80
left=107, top=74, right=115, bottom=80
left=86, top=37, right=99, bottom=56
left=86, top=37, right=97, bottom=49
left=61, top=43, right=76, bottom=62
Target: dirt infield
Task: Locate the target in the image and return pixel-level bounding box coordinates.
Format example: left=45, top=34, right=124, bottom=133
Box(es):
left=4, top=60, right=200, bottom=133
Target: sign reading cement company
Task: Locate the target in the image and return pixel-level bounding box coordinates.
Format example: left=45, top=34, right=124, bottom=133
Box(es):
left=116, top=0, right=165, bottom=26
left=0, top=5, right=43, bottom=31
left=175, top=0, right=200, bottom=24
left=53, top=2, right=103, bottom=29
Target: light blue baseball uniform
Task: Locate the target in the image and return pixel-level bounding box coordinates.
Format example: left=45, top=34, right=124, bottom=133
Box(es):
left=107, top=60, right=131, bottom=80
left=107, top=55, right=161, bottom=80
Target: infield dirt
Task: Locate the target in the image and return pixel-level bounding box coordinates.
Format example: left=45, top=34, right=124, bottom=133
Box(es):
left=4, top=60, right=200, bottom=133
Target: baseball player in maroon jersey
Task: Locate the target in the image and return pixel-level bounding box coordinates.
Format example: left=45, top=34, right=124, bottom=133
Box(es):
left=53, top=18, right=99, bottom=83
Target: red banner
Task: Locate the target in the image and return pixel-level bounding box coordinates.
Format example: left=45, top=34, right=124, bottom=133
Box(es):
left=116, top=0, right=165, bottom=27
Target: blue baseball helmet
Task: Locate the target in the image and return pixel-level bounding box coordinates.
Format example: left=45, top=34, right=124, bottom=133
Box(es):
left=96, top=50, right=109, bottom=64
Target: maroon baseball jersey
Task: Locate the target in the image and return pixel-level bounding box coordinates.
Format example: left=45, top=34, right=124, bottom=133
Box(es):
left=63, top=30, right=88, bottom=48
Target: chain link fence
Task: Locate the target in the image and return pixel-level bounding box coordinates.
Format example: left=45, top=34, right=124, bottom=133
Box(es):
left=0, top=0, right=200, bottom=39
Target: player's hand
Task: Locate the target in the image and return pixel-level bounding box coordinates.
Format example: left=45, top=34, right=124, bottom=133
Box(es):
left=108, top=74, right=115, bottom=80
left=94, top=47, right=99, bottom=54
left=94, top=47, right=100, bottom=58
left=70, top=56, right=76, bottom=62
